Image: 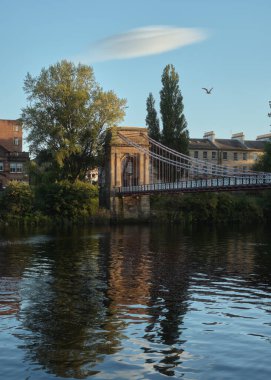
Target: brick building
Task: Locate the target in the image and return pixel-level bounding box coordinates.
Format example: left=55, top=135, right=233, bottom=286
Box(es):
left=0, top=119, right=29, bottom=188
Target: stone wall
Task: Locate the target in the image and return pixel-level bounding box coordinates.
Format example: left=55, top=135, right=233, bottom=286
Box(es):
left=111, top=194, right=150, bottom=221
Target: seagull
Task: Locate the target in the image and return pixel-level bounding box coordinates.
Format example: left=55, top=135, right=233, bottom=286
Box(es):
left=202, top=87, right=213, bottom=94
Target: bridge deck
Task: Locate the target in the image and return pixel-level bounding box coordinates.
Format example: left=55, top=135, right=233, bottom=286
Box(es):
left=114, top=175, right=271, bottom=195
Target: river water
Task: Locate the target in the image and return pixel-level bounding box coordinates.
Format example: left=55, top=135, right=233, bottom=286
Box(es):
left=0, top=224, right=271, bottom=380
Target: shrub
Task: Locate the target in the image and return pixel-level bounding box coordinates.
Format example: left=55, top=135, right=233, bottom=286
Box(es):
left=0, top=181, right=34, bottom=217
left=34, top=180, right=99, bottom=220
left=151, top=191, right=264, bottom=224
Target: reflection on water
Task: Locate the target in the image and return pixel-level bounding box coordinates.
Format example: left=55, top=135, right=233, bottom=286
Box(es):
left=0, top=225, right=271, bottom=379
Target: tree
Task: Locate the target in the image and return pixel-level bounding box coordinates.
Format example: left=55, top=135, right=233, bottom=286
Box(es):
left=0, top=182, right=33, bottom=217
left=160, top=64, right=189, bottom=153
left=146, top=92, right=160, bottom=141
left=22, top=60, right=127, bottom=182
left=253, top=141, right=271, bottom=172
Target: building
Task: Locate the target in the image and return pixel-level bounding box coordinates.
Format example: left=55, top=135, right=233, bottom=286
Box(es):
left=189, top=131, right=270, bottom=173
left=85, top=167, right=99, bottom=184
left=0, top=119, right=29, bottom=188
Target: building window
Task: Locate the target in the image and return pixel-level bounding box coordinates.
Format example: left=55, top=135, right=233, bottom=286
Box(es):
left=13, top=125, right=19, bottom=132
left=203, top=151, right=208, bottom=159
left=0, top=162, right=3, bottom=171
left=234, top=152, right=238, bottom=161
left=243, top=166, right=247, bottom=172
left=193, top=165, right=199, bottom=175
left=14, top=137, right=19, bottom=146
left=212, top=151, right=217, bottom=160
left=194, top=151, right=198, bottom=158
left=233, top=166, right=238, bottom=173
left=10, top=162, right=23, bottom=173
left=253, top=153, right=258, bottom=161
left=243, top=152, right=247, bottom=160
left=223, top=152, right=228, bottom=160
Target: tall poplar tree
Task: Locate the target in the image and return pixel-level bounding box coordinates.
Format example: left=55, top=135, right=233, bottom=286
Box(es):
left=160, top=64, right=189, bottom=153
left=145, top=92, right=160, bottom=141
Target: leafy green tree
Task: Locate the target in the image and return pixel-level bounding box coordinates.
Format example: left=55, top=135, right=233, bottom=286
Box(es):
left=35, top=180, right=98, bottom=220
left=160, top=64, right=189, bottom=153
left=22, top=60, right=127, bottom=182
left=28, top=150, right=59, bottom=185
left=253, top=141, right=271, bottom=172
left=146, top=92, right=160, bottom=141
left=0, top=181, right=34, bottom=217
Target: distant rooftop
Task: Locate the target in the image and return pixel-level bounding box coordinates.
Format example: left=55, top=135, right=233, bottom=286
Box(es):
left=256, top=133, right=271, bottom=141
left=189, top=131, right=267, bottom=151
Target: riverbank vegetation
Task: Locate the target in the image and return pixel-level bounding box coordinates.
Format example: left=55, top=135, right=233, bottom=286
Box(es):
left=2, top=181, right=271, bottom=227
left=150, top=190, right=271, bottom=225
left=0, top=181, right=109, bottom=227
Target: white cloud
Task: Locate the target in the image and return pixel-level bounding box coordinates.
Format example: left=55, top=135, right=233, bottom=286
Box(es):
left=79, top=26, right=208, bottom=62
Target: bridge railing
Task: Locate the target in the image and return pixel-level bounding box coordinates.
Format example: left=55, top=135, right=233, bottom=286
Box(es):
left=114, top=174, right=271, bottom=195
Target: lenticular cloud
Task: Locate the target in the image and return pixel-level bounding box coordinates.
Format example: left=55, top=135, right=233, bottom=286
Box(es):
left=83, top=26, right=207, bottom=62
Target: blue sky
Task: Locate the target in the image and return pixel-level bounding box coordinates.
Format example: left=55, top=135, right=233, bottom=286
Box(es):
left=1, top=0, right=271, bottom=148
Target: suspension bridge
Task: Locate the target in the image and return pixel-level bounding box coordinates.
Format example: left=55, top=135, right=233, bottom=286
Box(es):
left=102, top=127, right=271, bottom=218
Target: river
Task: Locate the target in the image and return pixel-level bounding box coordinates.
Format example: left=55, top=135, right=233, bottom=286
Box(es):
left=0, top=224, right=271, bottom=379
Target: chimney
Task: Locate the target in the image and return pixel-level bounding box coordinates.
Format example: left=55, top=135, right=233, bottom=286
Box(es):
left=256, top=133, right=271, bottom=141
left=231, top=132, right=245, bottom=143
left=203, top=131, right=215, bottom=142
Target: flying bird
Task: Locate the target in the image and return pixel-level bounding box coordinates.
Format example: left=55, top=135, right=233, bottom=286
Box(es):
left=202, top=87, right=213, bottom=94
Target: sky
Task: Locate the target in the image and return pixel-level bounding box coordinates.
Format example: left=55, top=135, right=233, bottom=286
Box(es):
left=1, top=0, right=271, bottom=149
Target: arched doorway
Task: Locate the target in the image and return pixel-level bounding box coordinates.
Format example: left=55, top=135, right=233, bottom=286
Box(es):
left=121, top=154, right=139, bottom=187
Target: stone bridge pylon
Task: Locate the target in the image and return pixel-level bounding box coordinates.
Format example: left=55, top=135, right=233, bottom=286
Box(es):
left=100, top=126, right=150, bottom=220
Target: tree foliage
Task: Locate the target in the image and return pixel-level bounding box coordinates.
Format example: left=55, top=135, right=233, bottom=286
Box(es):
left=146, top=92, right=160, bottom=141
left=35, top=180, right=98, bottom=219
left=0, top=181, right=34, bottom=217
left=160, top=64, right=189, bottom=153
left=150, top=192, right=264, bottom=224
left=253, top=141, right=271, bottom=172
left=22, top=60, right=127, bottom=182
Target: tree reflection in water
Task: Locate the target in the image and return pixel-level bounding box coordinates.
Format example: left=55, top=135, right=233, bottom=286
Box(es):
left=16, top=230, right=125, bottom=378
left=1, top=225, right=271, bottom=379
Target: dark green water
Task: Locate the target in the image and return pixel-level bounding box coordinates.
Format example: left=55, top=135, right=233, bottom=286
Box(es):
left=0, top=225, right=271, bottom=380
